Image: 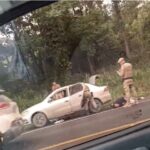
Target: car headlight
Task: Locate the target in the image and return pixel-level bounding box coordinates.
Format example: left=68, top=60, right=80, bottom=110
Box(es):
left=21, top=110, right=29, bottom=116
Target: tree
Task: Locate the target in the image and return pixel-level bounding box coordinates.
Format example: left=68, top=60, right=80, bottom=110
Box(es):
left=10, top=0, right=150, bottom=85
left=112, top=0, right=131, bottom=58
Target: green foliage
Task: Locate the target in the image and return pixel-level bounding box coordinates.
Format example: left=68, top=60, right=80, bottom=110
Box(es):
left=1, top=0, right=150, bottom=111
left=13, top=0, right=122, bottom=80
left=8, top=67, right=150, bottom=111
left=97, top=67, right=150, bottom=102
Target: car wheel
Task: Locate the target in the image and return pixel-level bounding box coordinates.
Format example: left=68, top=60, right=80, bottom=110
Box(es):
left=32, top=112, right=48, bottom=128
left=88, top=98, right=102, bottom=113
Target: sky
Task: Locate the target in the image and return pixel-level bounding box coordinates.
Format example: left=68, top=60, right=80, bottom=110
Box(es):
left=103, top=0, right=112, bottom=4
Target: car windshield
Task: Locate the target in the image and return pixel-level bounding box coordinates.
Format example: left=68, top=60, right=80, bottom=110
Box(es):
left=0, top=0, right=150, bottom=150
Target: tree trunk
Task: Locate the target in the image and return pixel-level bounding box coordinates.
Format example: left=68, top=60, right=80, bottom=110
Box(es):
left=87, top=56, right=95, bottom=75
left=123, top=32, right=130, bottom=58
left=112, top=0, right=131, bottom=58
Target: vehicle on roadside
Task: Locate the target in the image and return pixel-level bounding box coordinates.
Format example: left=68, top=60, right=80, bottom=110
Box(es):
left=22, top=82, right=111, bottom=128
left=0, top=95, right=23, bottom=143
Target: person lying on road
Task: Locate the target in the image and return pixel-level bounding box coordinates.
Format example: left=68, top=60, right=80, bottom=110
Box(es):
left=112, top=97, right=127, bottom=108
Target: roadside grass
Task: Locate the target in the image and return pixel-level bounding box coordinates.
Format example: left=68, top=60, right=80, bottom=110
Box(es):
left=9, top=67, right=150, bottom=112
left=8, top=90, right=44, bottom=112
left=97, top=67, right=150, bottom=102
left=15, top=95, right=42, bottom=112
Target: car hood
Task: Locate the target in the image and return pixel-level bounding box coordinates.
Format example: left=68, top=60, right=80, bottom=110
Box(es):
left=22, top=102, right=44, bottom=115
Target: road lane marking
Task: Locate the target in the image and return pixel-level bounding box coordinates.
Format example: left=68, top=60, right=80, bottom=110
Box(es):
left=39, top=118, right=150, bottom=150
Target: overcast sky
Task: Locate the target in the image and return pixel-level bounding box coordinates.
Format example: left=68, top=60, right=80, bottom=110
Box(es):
left=103, top=0, right=112, bottom=4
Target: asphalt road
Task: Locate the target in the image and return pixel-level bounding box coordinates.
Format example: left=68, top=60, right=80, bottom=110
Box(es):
left=3, top=99, right=150, bottom=150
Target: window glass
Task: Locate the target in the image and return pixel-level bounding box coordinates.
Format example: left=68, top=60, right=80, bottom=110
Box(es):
left=0, top=1, right=150, bottom=149
left=69, top=84, right=83, bottom=95
left=52, top=89, right=68, bottom=101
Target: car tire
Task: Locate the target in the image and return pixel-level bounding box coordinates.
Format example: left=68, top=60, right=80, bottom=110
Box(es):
left=32, top=112, right=48, bottom=128
left=88, top=98, right=102, bottom=113
left=2, top=131, right=13, bottom=144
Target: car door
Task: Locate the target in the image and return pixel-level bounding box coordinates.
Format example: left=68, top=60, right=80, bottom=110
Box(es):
left=46, top=88, right=72, bottom=118
left=69, top=83, right=84, bottom=112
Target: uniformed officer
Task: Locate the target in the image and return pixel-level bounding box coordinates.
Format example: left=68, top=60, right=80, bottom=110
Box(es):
left=81, top=84, right=96, bottom=114
left=117, top=57, right=137, bottom=106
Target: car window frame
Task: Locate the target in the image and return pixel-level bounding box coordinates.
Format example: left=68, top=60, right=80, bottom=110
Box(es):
left=48, top=87, right=69, bottom=102
left=69, top=83, right=83, bottom=96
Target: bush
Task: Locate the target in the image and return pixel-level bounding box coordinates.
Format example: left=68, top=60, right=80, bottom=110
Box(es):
left=5, top=66, right=150, bottom=112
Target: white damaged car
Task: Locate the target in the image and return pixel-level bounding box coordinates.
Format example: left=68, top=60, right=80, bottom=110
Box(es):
left=0, top=95, right=23, bottom=143
left=22, top=83, right=111, bottom=128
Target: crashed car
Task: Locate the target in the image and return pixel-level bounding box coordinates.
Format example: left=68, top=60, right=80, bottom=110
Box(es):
left=22, top=82, right=111, bottom=128
left=0, top=95, right=23, bottom=143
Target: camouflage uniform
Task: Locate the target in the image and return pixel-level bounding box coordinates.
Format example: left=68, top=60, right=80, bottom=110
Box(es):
left=117, top=58, right=137, bottom=104
left=81, top=84, right=96, bottom=113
